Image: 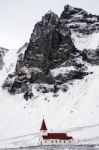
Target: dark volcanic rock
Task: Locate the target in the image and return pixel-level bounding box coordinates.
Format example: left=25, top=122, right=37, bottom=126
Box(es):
left=82, top=48, right=99, bottom=65
left=55, top=70, right=89, bottom=84
left=24, top=11, right=76, bottom=71
left=24, top=84, right=33, bottom=101
left=2, top=73, right=16, bottom=92
left=2, top=8, right=90, bottom=98
left=61, top=5, right=99, bottom=34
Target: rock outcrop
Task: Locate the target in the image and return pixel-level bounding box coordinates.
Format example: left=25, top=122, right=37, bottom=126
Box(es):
left=61, top=5, right=99, bottom=34
left=3, top=6, right=97, bottom=99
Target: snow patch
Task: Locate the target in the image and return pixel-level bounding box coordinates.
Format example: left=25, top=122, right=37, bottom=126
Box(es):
left=72, top=32, right=99, bottom=51
left=51, top=66, right=76, bottom=77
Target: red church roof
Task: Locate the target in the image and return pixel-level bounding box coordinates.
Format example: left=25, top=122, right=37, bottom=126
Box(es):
left=40, top=119, right=47, bottom=131
left=42, top=133, right=73, bottom=140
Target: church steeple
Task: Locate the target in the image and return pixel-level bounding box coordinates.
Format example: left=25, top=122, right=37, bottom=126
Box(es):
left=40, top=119, right=47, bottom=131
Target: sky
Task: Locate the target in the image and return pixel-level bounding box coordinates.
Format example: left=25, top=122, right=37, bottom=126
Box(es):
left=0, top=0, right=99, bottom=49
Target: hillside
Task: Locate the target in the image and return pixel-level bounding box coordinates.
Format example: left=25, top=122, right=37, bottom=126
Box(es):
left=0, top=5, right=99, bottom=148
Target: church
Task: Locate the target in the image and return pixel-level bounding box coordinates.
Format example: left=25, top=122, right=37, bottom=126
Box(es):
left=39, top=119, right=74, bottom=145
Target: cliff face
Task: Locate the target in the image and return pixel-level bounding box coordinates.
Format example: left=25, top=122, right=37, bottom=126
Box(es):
left=2, top=5, right=99, bottom=100
left=24, top=11, right=75, bottom=71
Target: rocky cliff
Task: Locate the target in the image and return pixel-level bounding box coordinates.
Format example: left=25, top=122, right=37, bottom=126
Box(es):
left=3, top=5, right=99, bottom=100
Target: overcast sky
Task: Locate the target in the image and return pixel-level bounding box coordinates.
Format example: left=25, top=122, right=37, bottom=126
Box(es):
left=0, top=0, right=99, bottom=49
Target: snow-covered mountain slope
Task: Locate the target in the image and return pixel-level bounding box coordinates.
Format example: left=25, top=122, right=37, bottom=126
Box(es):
left=0, top=5, right=99, bottom=148
left=0, top=62, right=99, bottom=148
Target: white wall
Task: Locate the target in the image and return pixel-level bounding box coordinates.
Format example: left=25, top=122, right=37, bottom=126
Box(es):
left=40, top=139, right=74, bottom=146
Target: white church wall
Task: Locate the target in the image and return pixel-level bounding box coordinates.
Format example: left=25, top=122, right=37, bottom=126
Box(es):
left=40, top=139, right=74, bottom=146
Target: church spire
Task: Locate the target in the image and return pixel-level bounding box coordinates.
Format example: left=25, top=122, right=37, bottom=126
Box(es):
left=40, top=119, right=47, bottom=131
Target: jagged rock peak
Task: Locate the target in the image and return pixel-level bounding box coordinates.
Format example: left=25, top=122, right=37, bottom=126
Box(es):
left=64, top=4, right=74, bottom=11
left=61, top=4, right=88, bottom=19
left=42, top=10, right=58, bottom=18
left=24, top=8, right=75, bottom=70
left=42, top=10, right=58, bottom=24
left=64, top=4, right=83, bottom=12
left=29, top=11, right=59, bottom=44
left=61, top=4, right=99, bottom=20
left=60, top=4, right=99, bottom=34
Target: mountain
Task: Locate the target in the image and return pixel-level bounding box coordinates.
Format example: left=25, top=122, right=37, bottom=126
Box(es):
left=2, top=10, right=89, bottom=99
left=0, top=5, right=99, bottom=148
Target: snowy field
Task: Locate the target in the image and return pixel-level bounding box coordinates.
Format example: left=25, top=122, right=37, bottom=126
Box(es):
left=1, top=145, right=99, bottom=150
left=0, top=29, right=99, bottom=148
left=0, top=47, right=99, bottom=147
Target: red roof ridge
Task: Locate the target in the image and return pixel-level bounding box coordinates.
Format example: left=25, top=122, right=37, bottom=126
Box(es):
left=42, top=132, right=73, bottom=140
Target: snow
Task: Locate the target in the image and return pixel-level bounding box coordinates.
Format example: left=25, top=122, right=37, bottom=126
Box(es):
left=72, top=32, right=99, bottom=51
left=0, top=33, right=99, bottom=148
left=0, top=49, right=18, bottom=86
left=51, top=66, right=75, bottom=77
left=0, top=58, right=99, bottom=148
